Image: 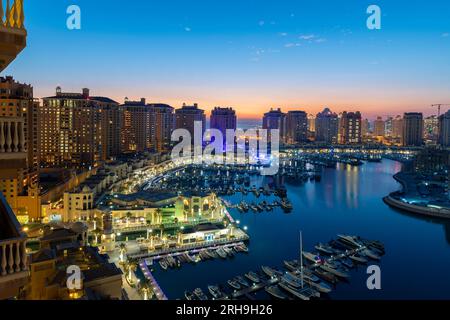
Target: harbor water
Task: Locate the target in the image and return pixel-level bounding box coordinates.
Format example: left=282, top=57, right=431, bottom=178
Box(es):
left=147, top=159, right=450, bottom=300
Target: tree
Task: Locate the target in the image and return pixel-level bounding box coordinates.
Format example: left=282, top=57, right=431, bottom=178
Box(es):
left=119, top=243, right=127, bottom=264
left=126, top=259, right=138, bottom=284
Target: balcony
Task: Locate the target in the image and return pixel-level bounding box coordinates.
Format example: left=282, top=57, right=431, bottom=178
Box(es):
left=0, top=117, right=27, bottom=169
left=0, top=0, right=26, bottom=72
left=0, top=193, right=28, bottom=300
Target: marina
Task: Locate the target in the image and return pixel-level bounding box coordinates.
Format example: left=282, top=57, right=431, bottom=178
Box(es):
left=179, top=235, right=385, bottom=300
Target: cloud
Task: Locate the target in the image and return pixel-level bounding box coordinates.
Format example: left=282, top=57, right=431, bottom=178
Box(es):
left=184, top=27, right=191, bottom=32
left=442, top=33, right=449, bottom=38
left=299, top=34, right=316, bottom=40
left=259, top=20, right=265, bottom=26
left=284, top=43, right=301, bottom=48
left=279, top=32, right=288, bottom=37
left=315, top=38, right=327, bottom=43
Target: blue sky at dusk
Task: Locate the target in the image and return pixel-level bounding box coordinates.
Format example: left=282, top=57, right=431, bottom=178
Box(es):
left=4, top=0, right=450, bottom=118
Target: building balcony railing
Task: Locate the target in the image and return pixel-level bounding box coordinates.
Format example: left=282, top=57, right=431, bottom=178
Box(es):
left=0, top=117, right=27, bottom=168
left=0, top=0, right=26, bottom=72
left=0, top=193, right=28, bottom=300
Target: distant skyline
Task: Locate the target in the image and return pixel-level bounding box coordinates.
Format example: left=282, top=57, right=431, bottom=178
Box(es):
left=3, top=0, right=450, bottom=118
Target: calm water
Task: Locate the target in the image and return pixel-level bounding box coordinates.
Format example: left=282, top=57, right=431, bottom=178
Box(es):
left=146, top=160, right=450, bottom=300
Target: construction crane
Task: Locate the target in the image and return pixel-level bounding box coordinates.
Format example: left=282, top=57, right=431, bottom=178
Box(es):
left=431, top=104, right=450, bottom=117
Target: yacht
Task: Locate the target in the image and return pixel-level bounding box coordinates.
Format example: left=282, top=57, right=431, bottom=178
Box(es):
left=337, top=234, right=363, bottom=248
left=302, top=278, right=332, bottom=293
left=184, top=291, right=195, bottom=300
left=302, top=251, right=323, bottom=264
left=227, top=279, right=241, bottom=290
left=320, top=264, right=350, bottom=279
left=223, top=247, right=234, bottom=257
left=261, top=266, right=282, bottom=278
left=265, top=285, right=288, bottom=300
left=193, top=288, right=208, bottom=300
left=236, top=276, right=250, bottom=287
left=283, top=260, right=298, bottom=272
left=208, top=285, right=222, bottom=299
left=362, top=248, right=381, bottom=260
left=278, top=282, right=318, bottom=300
left=245, top=271, right=261, bottom=283
left=216, top=247, right=227, bottom=259
left=159, top=259, right=168, bottom=270
left=315, top=243, right=335, bottom=255
left=349, top=254, right=368, bottom=264
left=314, top=269, right=338, bottom=284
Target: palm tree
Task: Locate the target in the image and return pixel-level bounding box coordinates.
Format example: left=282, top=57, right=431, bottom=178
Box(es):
left=140, top=280, right=154, bottom=300
left=92, top=228, right=102, bottom=245
left=119, top=243, right=127, bottom=264
left=126, top=212, right=133, bottom=227
left=126, top=259, right=138, bottom=284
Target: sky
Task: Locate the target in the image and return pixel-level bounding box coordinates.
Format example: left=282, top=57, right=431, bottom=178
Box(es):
left=3, top=0, right=450, bottom=119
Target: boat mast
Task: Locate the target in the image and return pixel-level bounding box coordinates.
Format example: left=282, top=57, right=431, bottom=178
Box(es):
left=300, top=230, right=304, bottom=288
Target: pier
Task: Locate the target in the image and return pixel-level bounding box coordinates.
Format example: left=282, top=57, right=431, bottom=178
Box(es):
left=139, top=261, right=168, bottom=300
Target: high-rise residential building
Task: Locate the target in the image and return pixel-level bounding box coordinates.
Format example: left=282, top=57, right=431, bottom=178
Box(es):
left=315, top=107, right=338, bottom=144
left=148, top=103, right=175, bottom=152
left=392, top=115, right=404, bottom=139
left=424, top=115, right=439, bottom=143
left=362, top=119, right=370, bottom=137
left=120, top=98, right=151, bottom=153
left=307, top=114, right=316, bottom=133
left=339, top=111, right=362, bottom=144
left=41, top=87, right=121, bottom=167
left=385, top=116, right=393, bottom=137
left=175, top=103, right=206, bottom=138
left=403, top=112, right=423, bottom=146
left=0, top=76, right=40, bottom=222
left=263, top=108, right=286, bottom=141
left=286, top=110, right=308, bottom=144
left=210, top=107, right=237, bottom=138
left=373, top=116, right=385, bottom=137
left=438, top=110, right=450, bottom=147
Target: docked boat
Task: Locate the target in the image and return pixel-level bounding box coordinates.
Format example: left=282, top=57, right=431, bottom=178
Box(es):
left=265, top=285, right=288, bottom=300
left=281, top=273, right=304, bottom=288
left=184, top=252, right=196, bottom=263
left=236, top=276, right=249, bottom=287
left=223, top=247, right=234, bottom=257
left=278, top=282, right=318, bottom=300
left=315, top=243, right=335, bottom=255
left=341, top=258, right=355, bottom=269
left=234, top=244, right=249, bottom=253
left=302, top=278, right=332, bottom=293
left=216, top=248, right=227, bottom=259
left=227, top=279, right=241, bottom=290
left=302, top=251, right=323, bottom=264
left=349, top=254, right=368, bottom=264
left=207, top=250, right=218, bottom=259
left=280, top=199, right=293, bottom=212
left=292, top=269, right=320, bottom=283
left=193, top=288, right=208, bottom=300
left=245, top=271, right=260, bottom=283
left=184, top=291, right=195, bottom=300
left=208, top=285, right=222, bottom=299
left=362, top=248, right=381, bottom=260
left=314, top=269, right=338, bottom=284
left=283, top=260, right=299, bottom=272
left=337, top=234, right=363, bottom=248
left=320, top=264, right=350, bottom=279
left=159, top=259, right=168, bottom=270
left=261, top=266, right=283, bottom=278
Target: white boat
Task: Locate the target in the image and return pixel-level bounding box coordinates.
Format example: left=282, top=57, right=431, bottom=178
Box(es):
left=337, top=235, right=363, bottom=248
left=320, top=264, right=350, bottom=279
left=227, top=279, right=241, bottom=290
left=302, top=251, right=323, bottom=264
left=261, top=266, right=282, bottom=278
left=208, top=285, right=222, bottom=299
left=159, top=259, right=168, bottom=270
left=193, top=288, right=208, bottom=300
left=216, top=248, right=227, bottom=259
left=236, top=276, right=249, bottom=287
left=362, top=248, right=381, bottom=260
left=223, top=247, right=234, bottom=257
left=245, top=271, right=260, bottom=283
left=265, top=285, right=288, bottom=300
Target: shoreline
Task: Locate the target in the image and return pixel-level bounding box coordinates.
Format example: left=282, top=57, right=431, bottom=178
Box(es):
left=383, top=173, right=450, bottom=220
